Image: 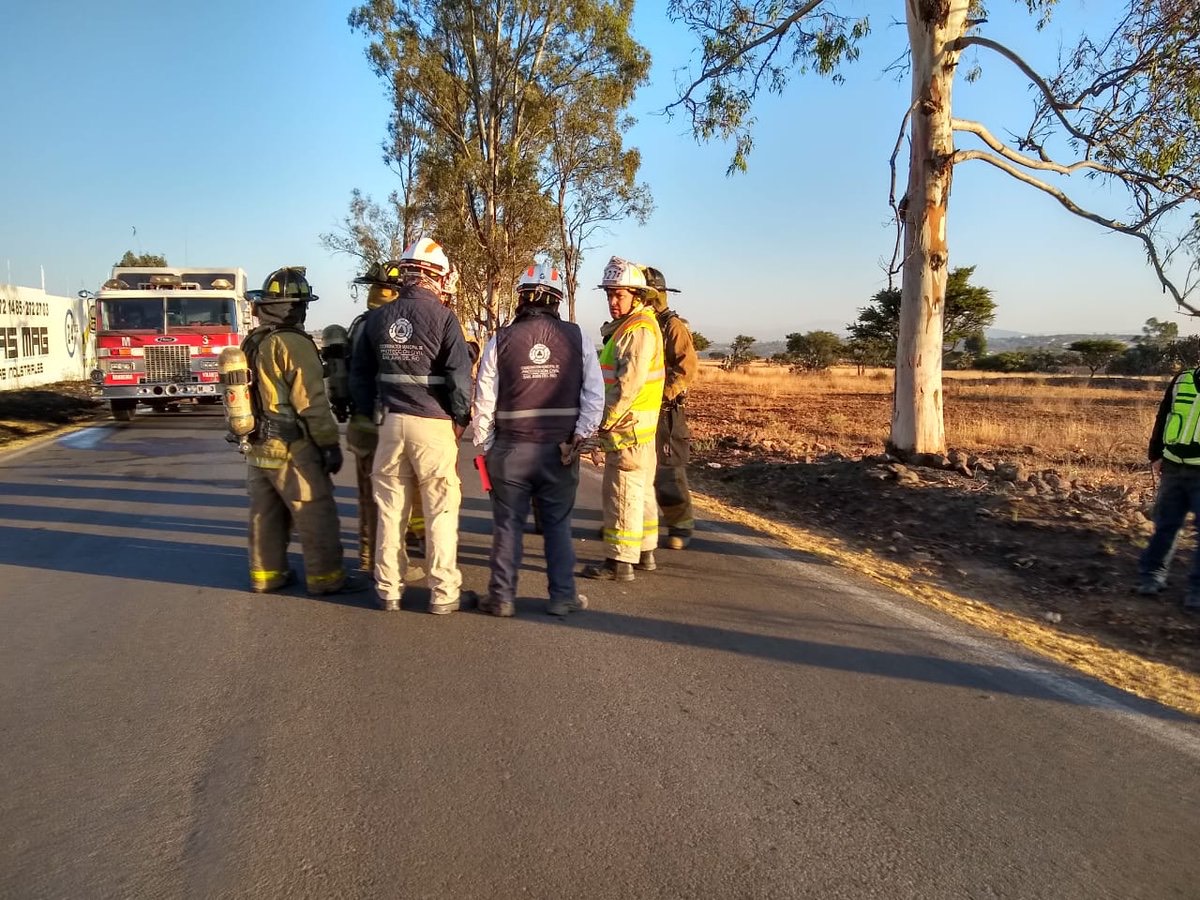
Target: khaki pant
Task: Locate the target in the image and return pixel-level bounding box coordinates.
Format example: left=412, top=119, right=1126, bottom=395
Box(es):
left=373, top=413, right=462, bottom=603
left=602, top=441, right=659, bottom=564
left=247, top=442, right=346, bottom=593
left=356, top=452, right=426, bottom=572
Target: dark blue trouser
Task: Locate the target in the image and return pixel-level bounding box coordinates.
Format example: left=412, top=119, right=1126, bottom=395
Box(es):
left=1139, top=462, right=1200, bottom=590
left=486, top=439, right=580, bottom=604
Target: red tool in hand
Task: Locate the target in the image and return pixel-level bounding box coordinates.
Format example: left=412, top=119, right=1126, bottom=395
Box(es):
left=473, top=454, right=493, bottom=492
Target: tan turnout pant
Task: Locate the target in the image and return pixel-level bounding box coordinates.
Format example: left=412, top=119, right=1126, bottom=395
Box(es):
left=373, top=413, right=463, bottom=604
left=247, top=442, right=346, bottom=593
left=602, top=441, right=659, bottom=564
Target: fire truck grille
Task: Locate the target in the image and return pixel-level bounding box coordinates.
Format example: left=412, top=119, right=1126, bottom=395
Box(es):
left=143, top=345, right=192, bottom=381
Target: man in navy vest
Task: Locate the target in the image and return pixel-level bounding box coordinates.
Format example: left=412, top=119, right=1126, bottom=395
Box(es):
left=473, top=263, right=604, bottom=616
left=348, top=237, right=475, bottom=614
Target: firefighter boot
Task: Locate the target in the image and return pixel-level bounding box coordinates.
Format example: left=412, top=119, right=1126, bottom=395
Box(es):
left=582, top=559, right=634, bottom=582
left=634, top=551, right=657, bottom=572
left=252, top=569, right=296, bottom=594
left=310, top=571, right=372, bottom=597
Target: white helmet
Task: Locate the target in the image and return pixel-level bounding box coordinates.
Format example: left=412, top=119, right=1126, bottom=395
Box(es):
left=517, top=263, right=565, bottom=301
left=399, top=237, right=450, bottom=279
left=598, top=256, right=647, bottom=291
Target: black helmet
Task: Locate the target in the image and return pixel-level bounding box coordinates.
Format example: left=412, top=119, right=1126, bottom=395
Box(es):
left=642, top=266, right=680, bottom=295
left=257, top=266, right=318, bottom=303
left=353, top=259, right=404, bottom=287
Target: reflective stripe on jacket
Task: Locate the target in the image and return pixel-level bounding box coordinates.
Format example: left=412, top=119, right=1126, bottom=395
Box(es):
left=598, top=305, right=664, bottom=450
left=348, top=284, right=474, bottom=426
left=495, top=309, right=583, bottom=444
left=1162, top=369, right=1200, bottom=465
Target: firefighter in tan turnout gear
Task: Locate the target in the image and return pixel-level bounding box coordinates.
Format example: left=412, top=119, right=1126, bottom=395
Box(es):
left=344, top=259, right=405, bottom=572
left=582, top=257, right=665, bottom=582
left=643, top=266, right=698, bottom=549
left=240, top=267, right=367, bottom=596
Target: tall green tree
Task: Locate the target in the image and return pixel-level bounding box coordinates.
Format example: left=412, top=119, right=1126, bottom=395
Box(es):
left=544, top=4, right=652, bottom=321
left=115, top=251, right=167, bottom=267
left=1069, top=339, right=1128, bottom=379
left=786, top=330, right=844, bottom=370
left=721, top=334, right=758, bottom=370
left=847, top=267, right=995, bottom=358
left=348, top=0, right=650, bottom=332
left=667, top=0, right=1200, bottom=456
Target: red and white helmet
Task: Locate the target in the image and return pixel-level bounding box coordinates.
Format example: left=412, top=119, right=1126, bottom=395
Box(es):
left=399, top=237, right=450, bottom=279
left=517, top=263, right=565, bottom=300
left=598, top=256, right=647, bottom=291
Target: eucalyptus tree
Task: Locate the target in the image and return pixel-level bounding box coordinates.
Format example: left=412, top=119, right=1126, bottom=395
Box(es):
left=668, top=0, right=1200, bottom=457
left=542, top=1, right=652, bottom=321
left=349, top=0, right=650, bottom=334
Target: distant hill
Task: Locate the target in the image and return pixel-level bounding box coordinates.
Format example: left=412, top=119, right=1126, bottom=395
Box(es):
left=699, top=331, right=1142, bottom=357
left=984, top=331, right=1136, bottom=351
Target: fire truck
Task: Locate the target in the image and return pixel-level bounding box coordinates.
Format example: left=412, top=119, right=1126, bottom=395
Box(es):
left=88, top=267, right=252, bottom=421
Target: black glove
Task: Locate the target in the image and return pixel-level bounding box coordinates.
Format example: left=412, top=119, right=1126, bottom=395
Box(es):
left=320, top=444, right=344, bottom=476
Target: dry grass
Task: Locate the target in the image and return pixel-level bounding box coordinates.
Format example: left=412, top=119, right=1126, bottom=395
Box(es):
left=695, top=362, right=1161, bottom=482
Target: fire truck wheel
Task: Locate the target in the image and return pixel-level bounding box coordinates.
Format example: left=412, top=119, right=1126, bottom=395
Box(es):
left=111, top=400, right=137, bottom=422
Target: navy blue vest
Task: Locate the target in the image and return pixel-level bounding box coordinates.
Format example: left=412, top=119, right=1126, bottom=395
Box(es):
left=357, top=285, right=472, bottom=422
left=495, top=309, right=583, bottom=443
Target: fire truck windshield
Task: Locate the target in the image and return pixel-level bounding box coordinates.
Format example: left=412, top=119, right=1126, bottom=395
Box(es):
left=99, top=299, right=164, bottom=333
left=166, top=298, right=236, bottom=330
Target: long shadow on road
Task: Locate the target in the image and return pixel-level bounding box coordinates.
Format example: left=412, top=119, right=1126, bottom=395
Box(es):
left=510, top=603, right=1197, bottom=723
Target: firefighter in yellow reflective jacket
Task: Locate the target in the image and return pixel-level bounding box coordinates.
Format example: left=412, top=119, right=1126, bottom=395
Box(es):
left=243, top=267, right=367, bottom=596
left=581, top=257, right=665, bottom=582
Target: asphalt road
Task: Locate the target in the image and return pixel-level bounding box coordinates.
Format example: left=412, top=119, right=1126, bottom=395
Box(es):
left=1, top=409, right=1198, bottom=899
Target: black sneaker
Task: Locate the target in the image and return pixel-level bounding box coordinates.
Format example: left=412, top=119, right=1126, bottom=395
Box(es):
left=581, top=559, right=634, bottom=582
left=548, top=594, right=589, bottom=616
left=635, top=551, right=657, bottom=572
left=479, top=595, right=516, bottom=617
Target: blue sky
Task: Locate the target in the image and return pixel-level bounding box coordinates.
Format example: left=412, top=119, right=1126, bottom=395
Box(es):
left=2, top=0, right=1195, bottom=343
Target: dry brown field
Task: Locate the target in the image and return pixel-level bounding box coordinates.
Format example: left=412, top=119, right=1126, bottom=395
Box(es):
left=691, top=361, right=1160, bottom=487
left=685, top=361, right=1199, bottom=711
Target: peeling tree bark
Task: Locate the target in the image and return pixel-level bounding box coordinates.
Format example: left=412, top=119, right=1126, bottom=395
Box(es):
left=891, top=0, right=970, bottom=457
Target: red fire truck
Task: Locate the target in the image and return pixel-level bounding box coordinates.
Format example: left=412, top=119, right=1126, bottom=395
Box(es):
left=88, top=267, right=252, bottom=421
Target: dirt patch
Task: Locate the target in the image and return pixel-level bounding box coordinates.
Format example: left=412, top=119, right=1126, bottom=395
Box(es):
left=685, top=376, right=1200, bottom=690
left=0, top=382, right=104, bottom=446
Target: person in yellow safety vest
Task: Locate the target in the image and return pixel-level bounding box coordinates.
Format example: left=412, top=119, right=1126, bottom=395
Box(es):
left=581, top=257, right=665, bottom=582
left=643, top=265, right=699, bottom=550
left=242, top=267, right=368, bottom=596
left=1137, top=366, right=1200, bottom=613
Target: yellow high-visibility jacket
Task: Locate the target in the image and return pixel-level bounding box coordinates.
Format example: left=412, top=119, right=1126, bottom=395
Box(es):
left=598, top=305, right=664, bottom=450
